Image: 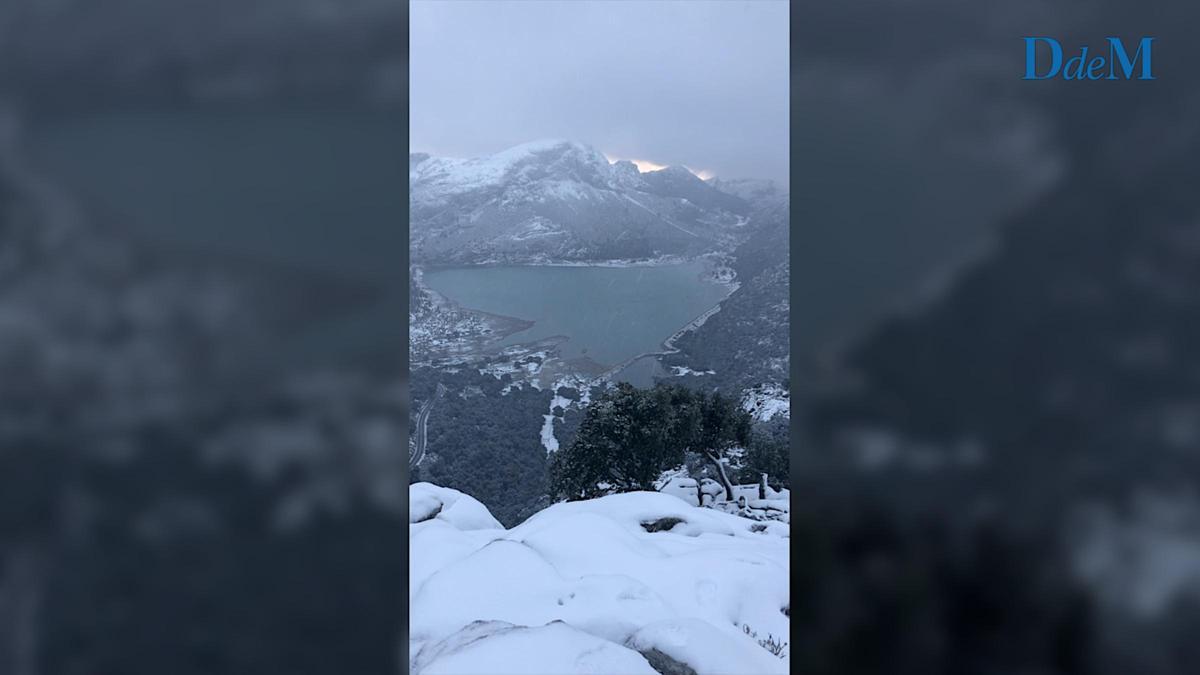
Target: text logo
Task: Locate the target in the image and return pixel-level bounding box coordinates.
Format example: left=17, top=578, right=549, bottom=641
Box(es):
left=1023, top=37, right=1155, bottom=80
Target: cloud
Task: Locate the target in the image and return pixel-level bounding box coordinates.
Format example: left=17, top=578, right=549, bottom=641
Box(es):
left=411, top=0, right=789, bottom=182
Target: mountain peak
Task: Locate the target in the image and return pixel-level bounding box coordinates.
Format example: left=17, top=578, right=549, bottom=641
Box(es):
left=493, top=138, right=603, bottom=163
left=505, top=138, right=589, bottom=152
left=410, top=152, right=431, bottom=169
left=656, top=165, right=698, bottom=178
left=410, top=141, right=755, bottom=263
left=706, top=177, right=788, bottom=207
left=639, top=165, right=750, bottom=216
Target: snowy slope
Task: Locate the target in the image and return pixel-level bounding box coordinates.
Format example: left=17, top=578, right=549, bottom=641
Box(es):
left=704, top=177, right=788, bottom=212
left=409, top=483, right=790, bottom=675
left=409, top=140, right=750, bottom=264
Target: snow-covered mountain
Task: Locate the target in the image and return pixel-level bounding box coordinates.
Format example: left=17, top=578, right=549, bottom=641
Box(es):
left=410, top=140, right=751, bottom=264
left=705, top=176, right=788, bottom=212
left=409, top=482, right=790, bottom=675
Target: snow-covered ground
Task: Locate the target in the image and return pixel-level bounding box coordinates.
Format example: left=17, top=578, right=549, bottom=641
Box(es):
left=539, top=414, right=559, bottom=453
left=411, top=140, right=610, bottom=207
left=657, top=475, right=791, bottom=522
left=477, top=350, right=549, bottom=382
left=410, top=483, right=790, bottom=675
left=741, top=383, right=790, bottom=422
left=669, top=365, right=716, bottom=377
left=538, top=375, right=595, bottom=453
left=485, top=254, right=692, bottom=268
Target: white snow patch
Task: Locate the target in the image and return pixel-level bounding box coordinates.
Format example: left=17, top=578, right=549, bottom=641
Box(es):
left=741, top=384, right=790, bottom=422
left=628, top=617, right=787, bottom=675
left=670, top=366, right=715, bottom=377
left=540, top=414, right=559, bottom=453
left=416, top=620, right=658, bottom=675
left=505, top=217, right=566, bottom=242
left=658, top=475, right=725, bottom=508
left=412, top=140, right=611, bottom=207
left=410, top=483, right=504, bottom=531
left=409, top=487, right=789, bottom=674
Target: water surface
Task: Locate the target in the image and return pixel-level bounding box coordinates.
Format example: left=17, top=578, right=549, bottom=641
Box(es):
left=422, top=263, right=729, bottom=368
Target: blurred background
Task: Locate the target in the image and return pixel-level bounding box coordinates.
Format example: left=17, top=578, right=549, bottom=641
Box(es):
left=0, top=2, right=408, bottom=674
left=794, top=1, right=1200, bottom=674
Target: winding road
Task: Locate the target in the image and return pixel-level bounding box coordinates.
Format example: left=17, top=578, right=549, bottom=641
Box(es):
left=410, top=383, right=447, bottom=470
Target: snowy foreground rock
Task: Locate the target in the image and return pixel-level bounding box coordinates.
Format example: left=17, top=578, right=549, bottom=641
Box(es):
left=410, top=483, right=790, bottom=675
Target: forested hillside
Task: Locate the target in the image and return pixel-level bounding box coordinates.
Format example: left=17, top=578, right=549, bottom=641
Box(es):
left=665, top=198, right=790, bottom=394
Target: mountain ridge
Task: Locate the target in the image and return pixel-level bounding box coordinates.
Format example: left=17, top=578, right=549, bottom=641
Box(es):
left=410, top=140, right=767, bottom=264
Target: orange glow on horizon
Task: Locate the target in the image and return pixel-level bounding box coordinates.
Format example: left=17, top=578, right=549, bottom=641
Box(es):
left=604, top=155, right=713, bottom=179
left=603, top=153, right=666, bottom=173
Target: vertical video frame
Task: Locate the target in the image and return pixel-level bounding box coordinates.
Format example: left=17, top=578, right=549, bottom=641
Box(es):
left=408, top=1, right=791, bottom=673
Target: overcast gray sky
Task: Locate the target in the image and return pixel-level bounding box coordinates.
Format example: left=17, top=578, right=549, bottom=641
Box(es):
left=410, top=0, right=789, bottom=182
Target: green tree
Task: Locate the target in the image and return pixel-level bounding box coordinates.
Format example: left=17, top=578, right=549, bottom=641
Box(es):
left=549, top=383, right=689, bottom=499
left=739, top=417, right=790, bottom=490
left=695, top=390, right=752, bottom=501
left=549, top=384, right=752, bottom=503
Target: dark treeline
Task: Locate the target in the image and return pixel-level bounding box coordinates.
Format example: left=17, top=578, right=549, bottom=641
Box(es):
left=412, top=371, right=790, bottom=525
left=417, top=371, right=552, bottom=527
left=550, top=383, right=763, bottom=501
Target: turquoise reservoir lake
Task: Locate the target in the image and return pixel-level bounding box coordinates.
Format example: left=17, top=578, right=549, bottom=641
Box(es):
left=422, top=263, right=730, bottom=368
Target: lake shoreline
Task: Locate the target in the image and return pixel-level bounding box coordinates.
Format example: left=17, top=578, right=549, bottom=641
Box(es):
left=411, top=266, right=536, bottom=364
left=414, top=257, right=735, bottom=388
left=599, top=299, right=729, bottom=382
left=416, top=254, right=690, bottom=274
left=415, top=250, right=736, bottom=278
